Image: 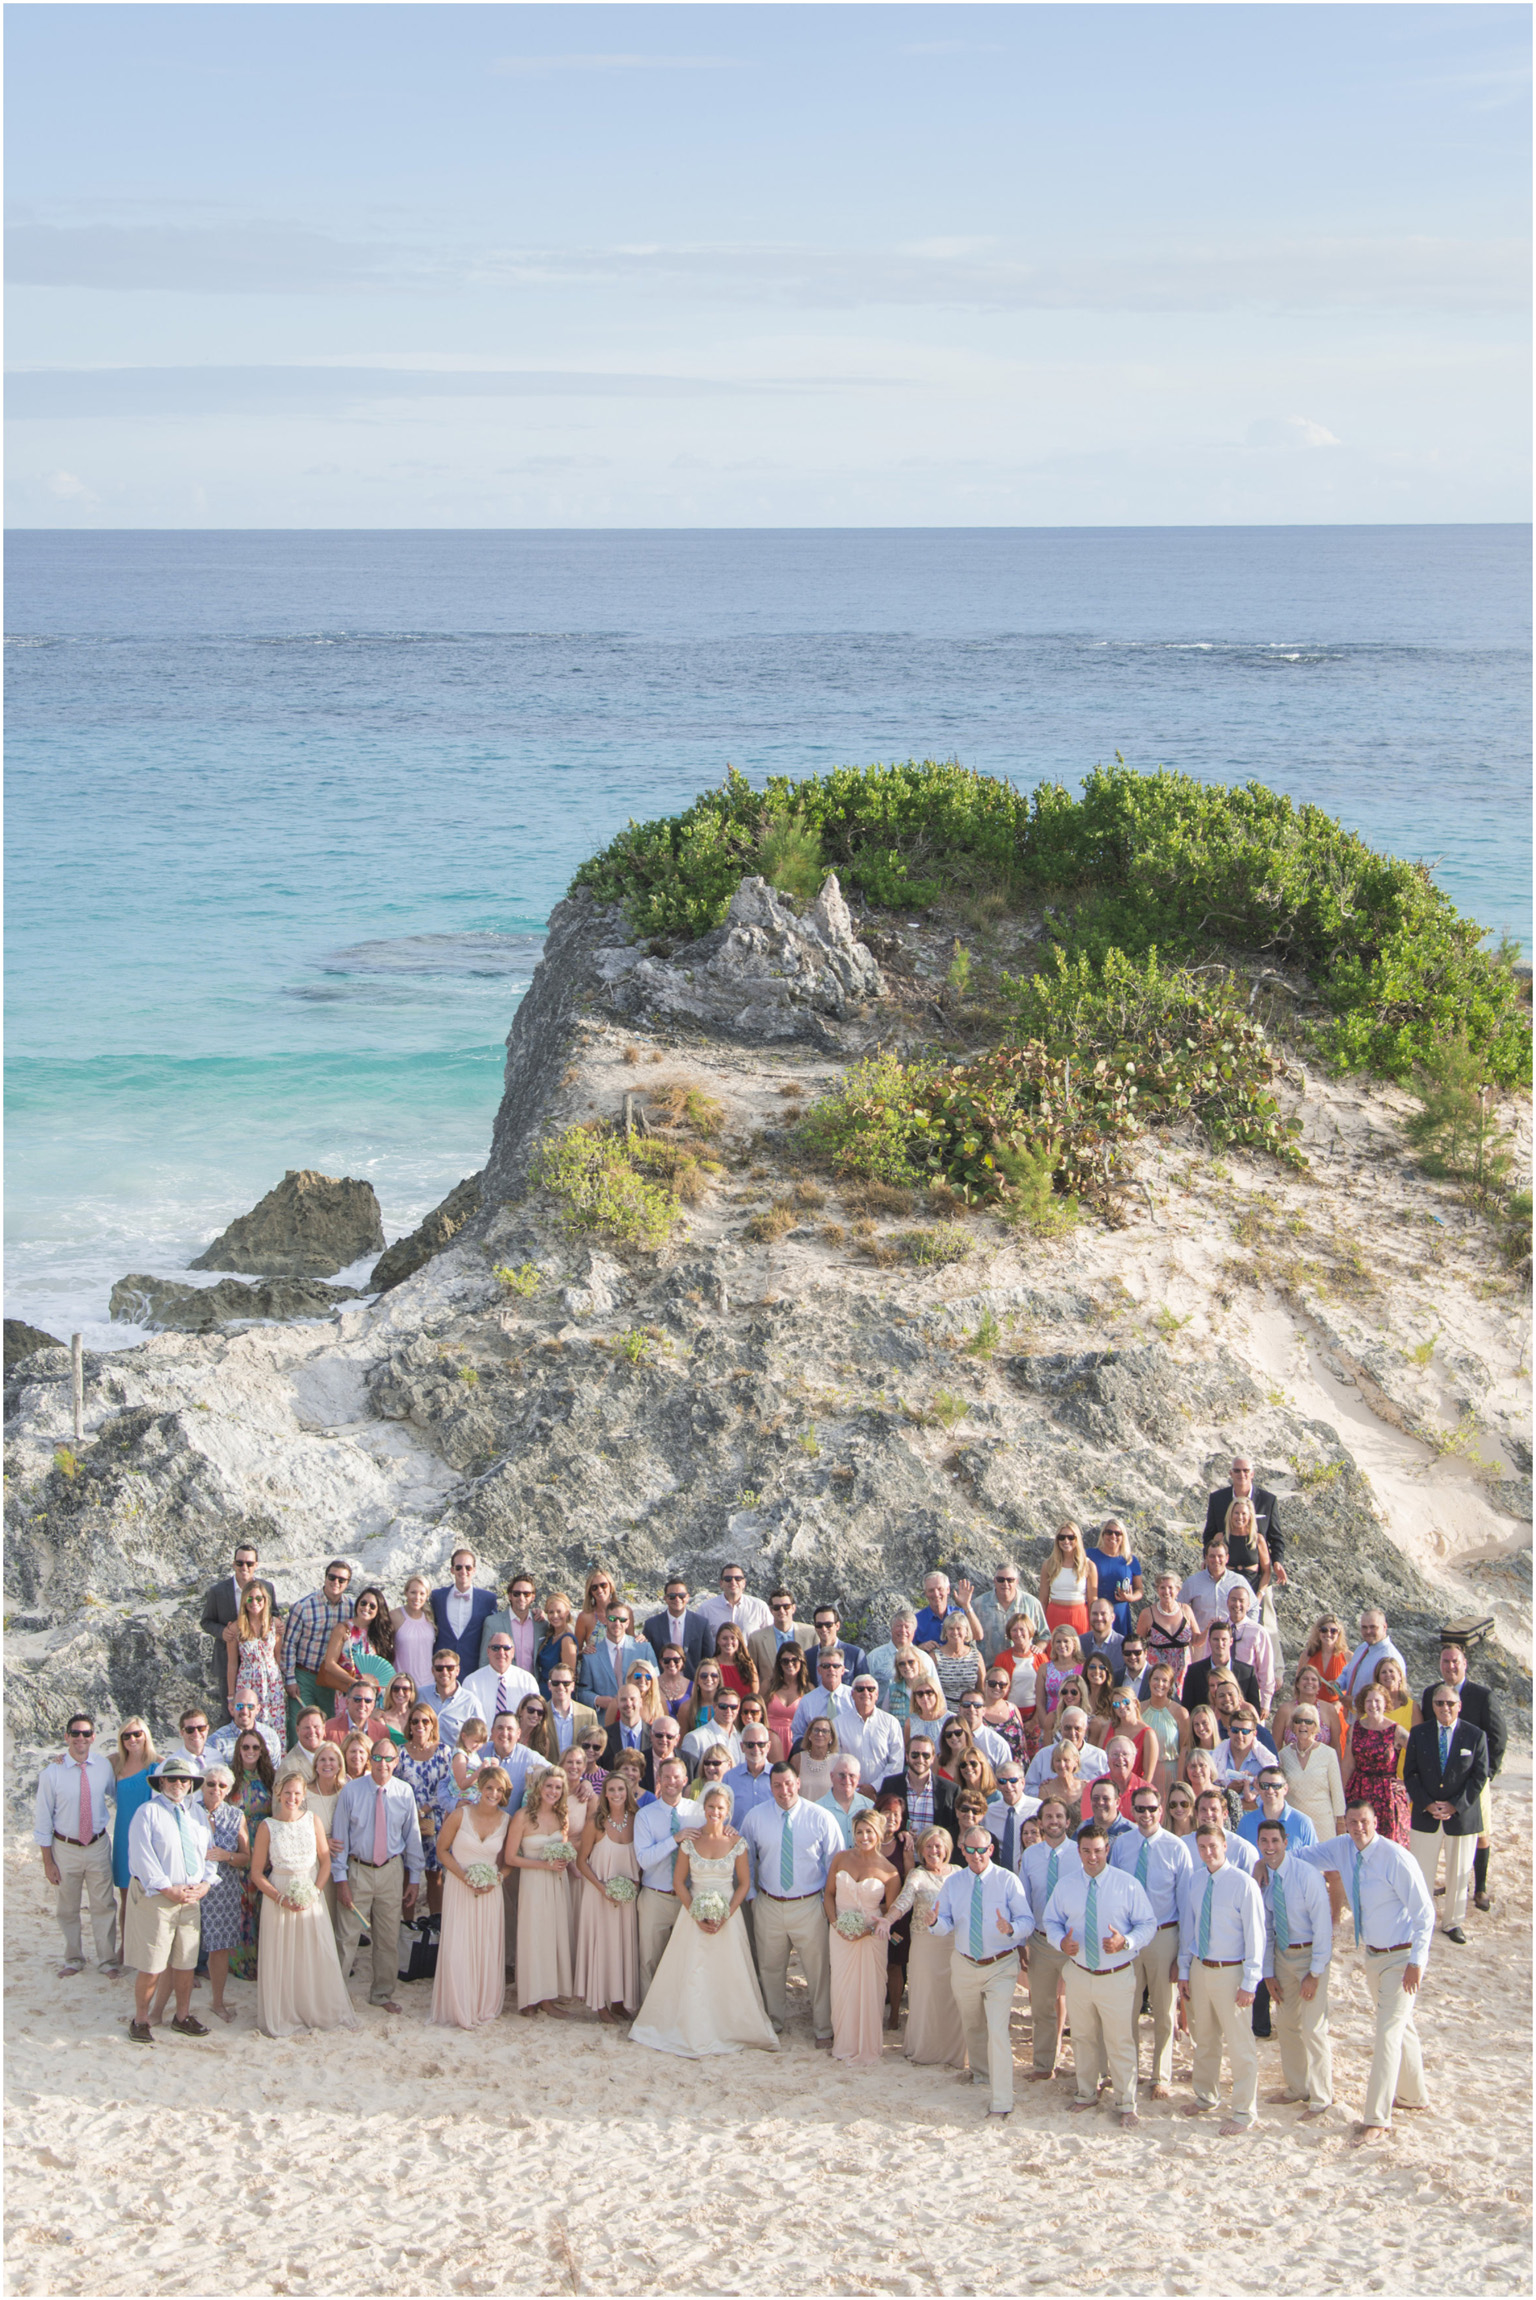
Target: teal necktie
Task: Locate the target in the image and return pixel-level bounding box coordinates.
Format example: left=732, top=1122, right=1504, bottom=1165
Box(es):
left=173, top=1804, right=199, bottom=1880
left=1135, top=1840, right=1150, bottom=1888
left=1198, top=1877, right=1214, bottom=1960
left=1439, top=1725, right=1451, bottom=1770
left=780, top=1810, right=796, bottom=1891
left=1272, top=1871, right=1290, bottom=1953
left=969, top=1875, right=985, bottom=1957
left=1351, top=1849, right=1365, bottom=1947
left=1045, top=1848, right=1059, bottom=1903
left=1084, top=1877, right=1100, bottom=1968
left=668, top=1804, right=683, bottom=1889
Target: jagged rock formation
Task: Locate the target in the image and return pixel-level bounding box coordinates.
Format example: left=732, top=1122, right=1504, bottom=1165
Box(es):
left=108, top=1273, right=364, bottom=1332
left=5, top=1318, right=60, bottom=1373
left=188, top=1168, right=384, bottom=1278
left=606, top=874, right=885, bottom=1045
left=369, top=1175, right=481, bottom=1293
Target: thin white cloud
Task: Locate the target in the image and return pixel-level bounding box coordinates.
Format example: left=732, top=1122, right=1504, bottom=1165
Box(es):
left=1246, top=416, right=1342, bottom=450
left=489, top=53, right=740, bottom=77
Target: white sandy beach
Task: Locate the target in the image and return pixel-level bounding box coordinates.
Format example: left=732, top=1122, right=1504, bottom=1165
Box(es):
left=4, top=1774, right=1531, bottom=2300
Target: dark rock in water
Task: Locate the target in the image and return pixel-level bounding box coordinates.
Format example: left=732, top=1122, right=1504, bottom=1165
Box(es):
left=189, top=1168, right=384, bottom=1279
left=109, top=1273, right=362, bottom=1332
left=370, top=1175, right=482, bottom=1293
left=4, top=1319, right=61, bottom=1373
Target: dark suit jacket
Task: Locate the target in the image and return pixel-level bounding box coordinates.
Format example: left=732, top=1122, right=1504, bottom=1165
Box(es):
left=1419, top=1678, right=1506, bottom=1779
left=877, top=1771, right=957, bottom=1839
left=1203, top=1484, right=1284, bottom=1575
left=643, top=1608, right=708, bottom=1674
left=430, top=1586, right=499, bottom=1680
left=200, top=1574, right=278, bottom=1638
left=603, top=1722, right=656, bottom=1790
left=1182, top=1656, right=1262, bottom=1716
left=1403, top=1719, right=1490, bottom=1836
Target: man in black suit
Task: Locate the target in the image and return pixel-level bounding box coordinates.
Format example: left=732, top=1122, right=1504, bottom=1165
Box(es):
left=602, top=1684, right=656, bottom=1790
left=642, top=1576, right=708, bottom=1674
left=1421, top=1638, right=1507, bottom=1913
left=430, top=1547, right=499, bottom=1680
left=199, top=1542, right=279, bottom=1720
left=1203, top=1456, right=1286, bottom=1589
left=1403, top=1687, right=1490, bottom=1943
left=1181, top=1620, right=1262, bottom=1717
left=878, top=1738, right=956, bottom=1841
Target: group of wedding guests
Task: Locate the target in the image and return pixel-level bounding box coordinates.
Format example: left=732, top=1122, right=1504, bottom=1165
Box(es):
left=36, top=1462, right=1508, bottom=2144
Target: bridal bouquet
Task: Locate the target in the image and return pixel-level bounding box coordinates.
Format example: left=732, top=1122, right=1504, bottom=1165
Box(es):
left=282, top=1879, right=319, bottom=1912
left=542, top=1839, right=579, bottom=1865
left=834, top=1908, right=871, bottom=1940
left=604, top=1876, right=638, bottom=1905
left=463, top=1863, right=499, bottom=1892
left=691, top=1891, right=729, bottom=1927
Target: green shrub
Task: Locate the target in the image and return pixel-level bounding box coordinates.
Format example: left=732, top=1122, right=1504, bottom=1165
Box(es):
left=1403, top=1032, right=1516, bottom=1204
left=758, top=808, right=828, bottom=902
left=897, top=1225, right=973, bottom=1267
left=493, top=1261, right=540, bottom=1297
left=532, top=1128, right=680, bottom=1250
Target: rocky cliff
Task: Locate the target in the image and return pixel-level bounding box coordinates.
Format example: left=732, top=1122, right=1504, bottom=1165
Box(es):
left=5, top=879, right=1530, bottom=1785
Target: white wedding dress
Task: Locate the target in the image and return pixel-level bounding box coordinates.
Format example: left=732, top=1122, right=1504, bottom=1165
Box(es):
left=256, top=1814, right=358, bottom=2038
left=628, top=1846, right=779, bottom=2058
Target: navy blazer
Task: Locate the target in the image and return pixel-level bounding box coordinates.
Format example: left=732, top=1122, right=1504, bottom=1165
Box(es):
left=643, top=1608, right=708, bottom=1674
left=1402, top=1719, right=1490, bottom=1838
left=430, top=1586, right=499, bottom=1680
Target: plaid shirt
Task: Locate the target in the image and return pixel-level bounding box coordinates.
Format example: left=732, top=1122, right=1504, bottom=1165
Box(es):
left=904, top=1775, right=936, bottom=1831
left=285, top=1588, right=353, bottom=1678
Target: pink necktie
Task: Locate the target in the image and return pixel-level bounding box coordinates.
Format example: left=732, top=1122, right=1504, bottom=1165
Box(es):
left=78, top=1760, right=93, bottom=1841
left=372, top=1785, right=388, bottom=1864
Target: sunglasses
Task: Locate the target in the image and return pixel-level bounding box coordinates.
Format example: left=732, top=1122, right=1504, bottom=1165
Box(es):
left=522, top=1704, right=547, bottom=1716
left=68, top=1727, right=94, bottom=1739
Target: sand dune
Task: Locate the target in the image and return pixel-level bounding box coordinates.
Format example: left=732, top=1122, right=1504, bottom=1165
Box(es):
left=5, top=1774, right=1531, bottom=2299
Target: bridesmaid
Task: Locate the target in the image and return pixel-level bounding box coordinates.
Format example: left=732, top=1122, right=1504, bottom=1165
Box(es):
left=876, top=1825, right=965, bottom=2068
left=431, top=1762, right=513, bottom=2029
left=504, top=1769, right=576, bottom=2015
left=559, top=1745, right=598, bottom=1959
left=824, top=1812, right=898, bottom=2066
left=305, top=1739, right=347, bottom=1938
left=390, top=1576, right=437, bottom=1694
left=574, top=1770, right=641, bottom=2019
left=656, top=1645, right=694, bottom=1718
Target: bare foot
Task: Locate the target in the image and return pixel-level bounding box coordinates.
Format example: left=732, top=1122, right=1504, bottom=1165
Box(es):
left=372, top=1998, right=404, bottom=2015
left=1150, top=2084, right=1172, bottom=2101
left=1119, top=2111, right=1141, bottom=2129
left=1353, top=2123, right=1389, bottom=2147
left=1030, top=2068, right=1058, bottom=2082
left=1219, top=2119, right=1256, bottom=2138
left=1266, top=2090, right=1304, bottom=2105
left=519, top=2006, right=538, bottom=2018
left=1182, top=2103, right=1213, bottom=2119
left=598, top=2008, right=618, bottom=2024
left=213, top=2005, right=237, bottom=2024
left=56, top=1961, right=85, bottom=1978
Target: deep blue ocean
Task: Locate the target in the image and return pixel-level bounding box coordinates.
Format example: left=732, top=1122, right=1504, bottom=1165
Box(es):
left=5, top=526, right=1531, bottom=1347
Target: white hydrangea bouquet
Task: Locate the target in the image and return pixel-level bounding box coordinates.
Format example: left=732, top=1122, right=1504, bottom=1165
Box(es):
left=834, top=1908, right=871, bottom=1940
left=604, top=1875, right=638, bottom=1905
left=542, top=1839, right=578, bottom=1865
left=691, top=1890, right=729, bottom=1927
left=282, top=1879, right=319, bottom=1912
left=463, top=1862, right=499, bottom=1892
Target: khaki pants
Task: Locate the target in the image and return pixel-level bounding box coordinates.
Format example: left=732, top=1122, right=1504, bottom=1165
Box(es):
left=1063, top=1959, right=1139, bottom=2111
left=1270, top=1944, right=1332, bottom=2106
left=949, top=1950, right=1021, bottom=2111
left=1409, top=1827, right=1476, bottom=1931
left=1361, top=1945, right=1427, bottom=2129
left=1189, top=1961, right=1259, bottom=2124
left=1025, top=1930, right=1067, bottom=2072
left=752, top=1893, right=832, bottom=2037
left=638, top=1888, right=683, bottom=1999
left=1132, top=1922, right=1180, bottom=2087
left=52, top=1835, right=116, bottom=1966
left=336, top=1856, right=404, bottom=2002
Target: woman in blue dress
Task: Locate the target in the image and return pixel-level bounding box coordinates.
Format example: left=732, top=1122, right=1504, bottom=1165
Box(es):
left=109, top=1716, right=159, bottom=1961
left=1087, top=1518, right=1144, bottom=1638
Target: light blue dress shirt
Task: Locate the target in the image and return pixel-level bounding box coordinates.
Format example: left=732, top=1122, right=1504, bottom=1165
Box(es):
left=985, top=1794, right=1043, bottom=1875
left=930, top=1861, right=1034, bottom=1953
left=790, top=1687, right=860, bottom=1743
left=1256, top=1850, right=1333, bottom=1979
left=740, top=1796, right=844, bottom=1898
left=1302, top=1834, right=1434, bottom=1966
left=1176, top=1860, right=1267, bottom=1988
left=417, top=1686, right=482, bottom=1747
left=126, top=1793, right=218, bottom=1892
left=331, top=1776, right=426, bottom=1881
left=1236, top=1805, right=1318, bottom=1853
left=1108, top=1825, right=1195, bottom=1926
left=816, top=1790, right=875, bottom=1848
left=1043, top=1865, right=1157, bottom=1968
left=634, top=1796, right=703, bottom=1893
left=1019, top=1836, right=1083, bottom=1931
left=33, top=1753, right=117, bottom=1844
left=1024, top=1741, right=1109, bottom=1792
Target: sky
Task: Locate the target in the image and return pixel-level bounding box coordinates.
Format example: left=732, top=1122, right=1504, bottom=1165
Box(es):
left=5, top=2, right=1531, bottom=527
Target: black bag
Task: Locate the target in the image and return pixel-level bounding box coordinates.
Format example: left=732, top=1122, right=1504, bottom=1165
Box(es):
left=397, top=1918, right=439, bottom=1983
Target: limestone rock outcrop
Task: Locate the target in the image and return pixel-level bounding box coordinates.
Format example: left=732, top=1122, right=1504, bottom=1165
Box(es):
left=109, top=1273, right=362, bottom=1332
left=189, top=1168, right=384, bottom=1279
left=5, top=1319, right=61, bottom=1373
left=369, top=1175, right=482, bottom=1293
left=608, top=874, right=883, bottom=1045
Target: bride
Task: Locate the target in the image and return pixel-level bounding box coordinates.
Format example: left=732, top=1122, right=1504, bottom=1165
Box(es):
left=251, top=1773, right=357, bottom=2038
left=629, top=1783, right=778, bottom=2057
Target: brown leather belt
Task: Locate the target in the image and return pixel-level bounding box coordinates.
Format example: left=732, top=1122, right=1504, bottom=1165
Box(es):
left=1075, top=1958, right=1135, bottom=1974
left=1366, top=1941, right=1411, bottom=1954
left=53, top=1831, right=106, bottom=1847
left=1200, top=1957, right=1243, bottom=1968
left=761, top=1889, right=820, bottom=1903
left=959, top=1948, right=1019, bottom=1968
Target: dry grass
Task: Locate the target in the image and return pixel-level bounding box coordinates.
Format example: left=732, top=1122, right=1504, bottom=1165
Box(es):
left=793, top=1180, right=826, bottom=1209
left=844, top=1181, right=916, bottom=1217
left=645, top=1076, right=726, bottom=1137
left=745, top=1202, right=797, bottom=1244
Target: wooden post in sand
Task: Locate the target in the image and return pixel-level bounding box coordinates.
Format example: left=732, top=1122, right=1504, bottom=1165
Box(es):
left=70, top=1333, right=84, bottom=1446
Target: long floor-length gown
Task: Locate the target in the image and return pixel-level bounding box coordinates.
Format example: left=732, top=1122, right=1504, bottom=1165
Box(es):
left=887, top=1865, right=966, bottom=2066
left=575, top=1829, right=641, bottom=2013
left=565, top=1793, right=597, bottom=1961
left=432, top=1808, right=511, bottom=2029
left=516, top=1830, right=575, bottom=2009
left=256, top=1817, right=358, bottom=2038
left=828, top=1871, right=889, bottom=2066
left=629, top=1848, right=779, bottom=2057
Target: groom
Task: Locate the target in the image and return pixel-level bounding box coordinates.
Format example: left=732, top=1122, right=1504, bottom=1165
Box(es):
left=740, top=1765, right=843, bottom=2046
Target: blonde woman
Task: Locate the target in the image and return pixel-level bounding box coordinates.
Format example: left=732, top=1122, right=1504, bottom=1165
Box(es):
left=791, top=1715, right=840, bottom=1803
left=630, top=1782, right=777, bottom=2058
left=378, top=1673, right=418, bottom=1748
left=251, top=1774, right=356, bottom=2038
left=503, top=1768, right=575, bottom=2014
left=305, top=1739, right=348, bottom=1934
left=875, top=1825, right=964, bottom=2067
left=1039, top=1522, right=1097, bottom=1635
left=575, top=1769, right=641, bottom=2019
left=1224, top=1497, right=1270, bottom=1590
left=432, top=1762, right=513, bottom=2030
left=1278, top=1706, right=1346, bottom=1839
left=623, top=1656, right=666, bottom=1728
left=224, top=1584, right=285, bottom=1739
left=389, top=1574, right=437, bottom=1694
left=824, top=1810, right=898, bottom=2066
left=108, top=1717, right=159, bottom=1953
left=1274, top=1664, right=1346, bottom=1762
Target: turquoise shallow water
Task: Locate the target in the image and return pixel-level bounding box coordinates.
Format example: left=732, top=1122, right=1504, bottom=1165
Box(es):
left=5, top=526, right=1530, bottom=1344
